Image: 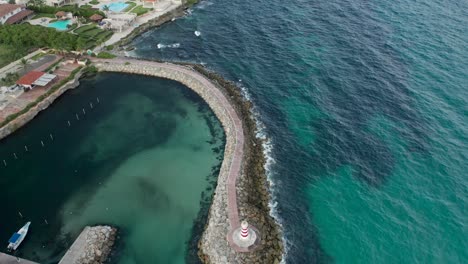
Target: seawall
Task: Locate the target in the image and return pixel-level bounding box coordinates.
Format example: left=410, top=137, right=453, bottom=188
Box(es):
left=93, top=58, right=283, bottom=263
left=0, top=70, right=84, bottom=141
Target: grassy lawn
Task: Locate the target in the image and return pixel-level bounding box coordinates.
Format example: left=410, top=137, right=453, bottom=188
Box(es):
left=124, top=1, right=137, bottom=12
left=66, top=23, right=78, bottom=31
left=30, top=52, right=46, bottom=61
left=32, top=13, right=55, bottom=19
left=96, top=52, right=116, bottom=59
left=130, top=5, right=150, bottom=16
left=81, top=28, right=103, bottom=37
left=74, top=24, right=97, bottom=34
left=73, top=25, right=113, bottom=49
left=0, top=45, right=28, bottom=68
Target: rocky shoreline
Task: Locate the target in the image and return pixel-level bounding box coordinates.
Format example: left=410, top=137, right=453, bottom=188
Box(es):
left=193, top=66, right=283, bottom=264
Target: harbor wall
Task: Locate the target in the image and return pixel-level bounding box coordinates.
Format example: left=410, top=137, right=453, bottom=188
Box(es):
left=94, top=58, right=283, bottom=263
left=0, top=70, right=84, bottom=141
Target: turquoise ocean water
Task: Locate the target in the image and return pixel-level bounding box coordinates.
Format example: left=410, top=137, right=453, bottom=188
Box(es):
left=131, top=0, right=467, bottom=262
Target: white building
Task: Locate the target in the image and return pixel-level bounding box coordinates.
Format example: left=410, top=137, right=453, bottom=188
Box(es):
left=46, top=0, right=65, bottom=7
left=0, top=4, right=33, bottom=25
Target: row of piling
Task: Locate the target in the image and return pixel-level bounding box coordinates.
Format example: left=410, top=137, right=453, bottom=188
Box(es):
left=1, top=97, right=100, bottom=168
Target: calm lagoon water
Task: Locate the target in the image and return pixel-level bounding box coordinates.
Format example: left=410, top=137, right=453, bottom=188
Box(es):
left=0, top=73, right=224, bottom=263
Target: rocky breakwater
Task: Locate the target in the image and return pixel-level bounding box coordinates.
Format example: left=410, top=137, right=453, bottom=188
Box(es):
left=59, top=226, right=117, bottom=264
left=92, top=58, right=283, bottom=263
left=193, top=65, right=283, bottom=264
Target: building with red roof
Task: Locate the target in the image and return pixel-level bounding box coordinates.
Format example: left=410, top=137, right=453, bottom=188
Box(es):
left=0, top=4, right=34, bottom=25
left=16, top=71, right=57, bottom=90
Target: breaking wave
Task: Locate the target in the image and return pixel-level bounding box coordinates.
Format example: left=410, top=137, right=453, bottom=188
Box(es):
left=237, top=81, right=287, bottom=263
left=157, top=43, right=181, bottom=49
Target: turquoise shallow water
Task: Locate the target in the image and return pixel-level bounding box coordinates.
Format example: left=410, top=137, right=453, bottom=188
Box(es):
left=132, top=0, right=468, bottom=262
left=0, top=73, right=224, bottom=263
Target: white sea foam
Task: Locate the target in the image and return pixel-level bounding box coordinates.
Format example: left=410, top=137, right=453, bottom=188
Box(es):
left=195, top=1, right=214, bottom=10
left=238, top=81, right=287, bottom=262
left=237, top=83, right=252, bottom=102
left=157, top=43, right=181, bottom=49
left=184, top=9, right=192, bottom=16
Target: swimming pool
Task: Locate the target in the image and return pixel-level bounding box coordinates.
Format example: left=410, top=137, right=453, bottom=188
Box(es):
left=101, top=2, right=129, bottom=12
left=47, top=20, right=71, bottom=31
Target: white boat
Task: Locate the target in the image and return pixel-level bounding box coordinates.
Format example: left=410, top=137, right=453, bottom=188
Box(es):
left=194, top=31, right=201, bottom=37
left=7, top=222, right=31, bottom=251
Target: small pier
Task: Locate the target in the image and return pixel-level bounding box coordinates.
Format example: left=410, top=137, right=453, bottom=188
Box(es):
left=58, top=226, right=90, bottom=264
left=0, top=252, right=38, bottom=264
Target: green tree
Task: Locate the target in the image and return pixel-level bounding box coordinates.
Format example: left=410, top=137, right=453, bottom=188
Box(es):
left=20, top=58, right=29, bottom=70
left=76, top=37, right=88, bottom=52
left=8, top=0, right=15, bottom=4
left=27, top=0, right=44, bottom=6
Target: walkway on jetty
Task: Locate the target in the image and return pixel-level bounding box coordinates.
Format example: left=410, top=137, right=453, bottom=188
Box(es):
left=92, top=58, right=245, bottom=240
left=58, top=226, right=90, bottom=264
left=0, top=252, right=38, bottom=264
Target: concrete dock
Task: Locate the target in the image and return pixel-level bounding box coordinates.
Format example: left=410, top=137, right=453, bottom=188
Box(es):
left=58, top=226, right=90, bottom=264
left=0, top=252, right=38, bottom=264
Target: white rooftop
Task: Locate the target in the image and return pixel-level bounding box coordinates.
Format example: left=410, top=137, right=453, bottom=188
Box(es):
left=32, top=73, right=56, bottom=86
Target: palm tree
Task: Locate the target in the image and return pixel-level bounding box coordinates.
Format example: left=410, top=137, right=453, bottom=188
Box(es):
left=102, top=5, right=110, bottom=15
left=27, top=0, right=44, bottom=6
left=20, top=58, right=29, bottom=71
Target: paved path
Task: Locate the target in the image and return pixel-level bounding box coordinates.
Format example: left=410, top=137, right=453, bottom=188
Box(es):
left=0, top=252, right=38, bottom=264
left=93, top=57, right=244, bottom=232
left=58, top=226, right=90, bottom=264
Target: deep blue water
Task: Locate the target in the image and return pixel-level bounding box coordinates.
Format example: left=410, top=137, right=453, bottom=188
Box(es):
left=132, top=0, right=467, bottom=262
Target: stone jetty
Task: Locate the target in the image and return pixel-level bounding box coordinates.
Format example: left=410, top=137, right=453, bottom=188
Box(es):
left=92, top=58, right=283, bottom=263
left=59, top=226, right=117, bottom=264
